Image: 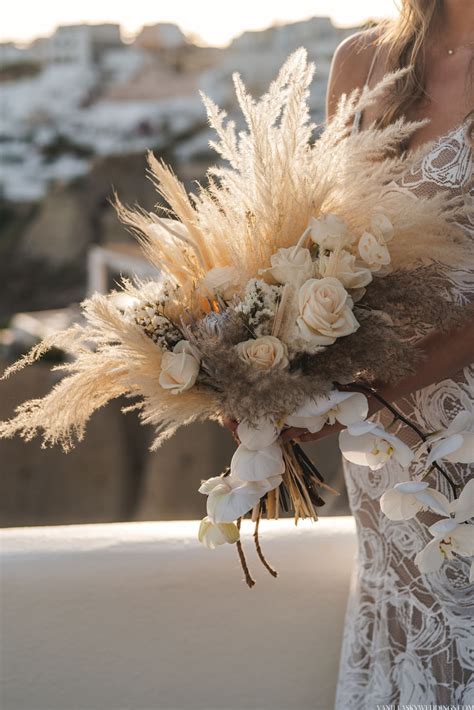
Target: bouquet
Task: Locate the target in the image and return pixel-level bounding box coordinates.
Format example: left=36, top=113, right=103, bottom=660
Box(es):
left=2, top=49, right=473, bottom=586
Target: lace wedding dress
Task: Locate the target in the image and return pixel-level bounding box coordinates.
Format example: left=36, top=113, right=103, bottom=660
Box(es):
left=335, top=122, right=474, bottom=708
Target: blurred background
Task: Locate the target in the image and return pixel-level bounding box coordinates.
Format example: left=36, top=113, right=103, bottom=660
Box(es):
left=0, top=0, right=397, bottom=527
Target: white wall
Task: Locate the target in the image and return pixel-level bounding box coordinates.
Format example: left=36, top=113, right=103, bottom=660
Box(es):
left=0, top=517, right=356, bottom=710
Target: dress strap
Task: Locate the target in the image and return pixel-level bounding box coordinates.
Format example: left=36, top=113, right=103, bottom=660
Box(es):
left=352, top=43, right=382, bottom=135
left=365, top=45, right=380, bottom=89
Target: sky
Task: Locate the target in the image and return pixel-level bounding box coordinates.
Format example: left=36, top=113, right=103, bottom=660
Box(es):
left=1, top=0, right=398, bottom=47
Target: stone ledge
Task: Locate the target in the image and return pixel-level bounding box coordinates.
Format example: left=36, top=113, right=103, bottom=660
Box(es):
left=1, top=517, right=356, bottom=710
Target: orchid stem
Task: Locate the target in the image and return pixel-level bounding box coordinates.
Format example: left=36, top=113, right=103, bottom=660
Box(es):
left=254, top=512, right=278, bottom=578
left=335, top=381, right=458, bottom=499
left=236, top=518, right=256, bottom=588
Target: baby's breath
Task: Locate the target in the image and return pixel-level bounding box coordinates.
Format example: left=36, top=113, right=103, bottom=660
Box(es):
left=234, top=279, right=282, bottom=336
left=132, top=302, right=182, bottom=350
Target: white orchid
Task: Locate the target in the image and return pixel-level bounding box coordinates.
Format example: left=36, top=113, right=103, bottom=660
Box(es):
left=286, top=391, right=368, bottom=433
left=236, top=418, right=280, bottom=451
left=198, top=516, right=240, bottom=549
left=450, top=478, right=474, bottom=523
left=426, top=410, right=474, bottom=468
left=380, top=481, right=451, bottom=521
left=339, top=421, right=414, bottom=471
left=231, top=442, right=285, bottom=481
left=415, top=518, right=474, bottom=574
left=199, top=474, right=280, bottom=524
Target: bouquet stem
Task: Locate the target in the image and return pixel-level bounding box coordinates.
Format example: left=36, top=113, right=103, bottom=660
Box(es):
left=254, top=511, right=278, bottom=578
left=235, top=512, right=278, bottom=586
left=280, top=442, right=328, bottom=522
left=236, top=518, right=255, bottom=588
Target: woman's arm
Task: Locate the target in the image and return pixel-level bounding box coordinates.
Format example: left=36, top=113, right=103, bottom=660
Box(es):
left=282, top=34, right=474, bottom=444
left=225, top=32, right=474, bottom=443
left=326, top=30, right=379, bottom=120
left=375, top=308, right=474, bottom=404
left=282, top=308, right=474, bottom=443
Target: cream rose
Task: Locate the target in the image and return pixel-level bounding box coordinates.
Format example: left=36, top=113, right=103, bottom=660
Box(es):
left=159, top=340, right=201, bottom=394
left=264, top=246, right=313, bottom=284
left=358, top=232, right=391, bottom=272
left=318, top=249, right=372, bottom=290
left=297, top=276, right=359, bottom=345
left=309, top=214, right=353, bottom=251
left=202, top=266, right=240, bottom=300
left=236, top=335, right=289, bottom=370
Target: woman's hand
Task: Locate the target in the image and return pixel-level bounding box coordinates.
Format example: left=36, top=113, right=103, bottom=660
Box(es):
left=224, top=416, right=345, bottom=445
left=224, top=391, right=384, bottom=445
left=280, top=421, right=344, bottom=443
left=222, top=417, right=238, bottom=434
left=280, top=390, right=384, bottom=443
left=224, top=311, right=474, bottom=446
left=223, top=417, right=240, bottom=443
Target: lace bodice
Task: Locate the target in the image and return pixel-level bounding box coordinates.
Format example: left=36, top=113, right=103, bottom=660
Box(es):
left=335, top=123, right=474, bottom=708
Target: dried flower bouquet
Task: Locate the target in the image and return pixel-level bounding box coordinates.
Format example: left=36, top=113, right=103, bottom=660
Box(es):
left=1, top=49, right=473, bottom=586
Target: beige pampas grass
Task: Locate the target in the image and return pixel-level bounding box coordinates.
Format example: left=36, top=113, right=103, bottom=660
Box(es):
left=116, top=48, right=471, bottom=294
left=0, top=294, right=218, bottom=450
left=1, top=48, right=471, bottom=449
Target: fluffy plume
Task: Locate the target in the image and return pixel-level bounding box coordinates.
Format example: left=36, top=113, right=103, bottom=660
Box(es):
left=0, top=294, right=218, bottom=450
left=1, top=48, right=471, bottom=450
left=115, top=49, right=471, bottom=292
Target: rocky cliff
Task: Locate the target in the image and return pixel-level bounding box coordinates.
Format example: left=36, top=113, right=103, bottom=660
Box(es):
left=0, top=149, right=209, bottom=321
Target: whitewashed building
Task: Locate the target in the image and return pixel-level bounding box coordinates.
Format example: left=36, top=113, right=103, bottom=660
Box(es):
left=28, top=37, right=50, bottom=65
left=200, top=17, right=352, bottom=122
left=48, top=24, right=122, bottom=66
left=0, top=42, right=27, bottom=66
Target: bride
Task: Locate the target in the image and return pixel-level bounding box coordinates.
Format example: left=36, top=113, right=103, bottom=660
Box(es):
left=283, top=0, right=474, bottom=705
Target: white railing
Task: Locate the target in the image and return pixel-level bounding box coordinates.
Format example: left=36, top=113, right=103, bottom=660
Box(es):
left=1, top=516, right=356, bottom=710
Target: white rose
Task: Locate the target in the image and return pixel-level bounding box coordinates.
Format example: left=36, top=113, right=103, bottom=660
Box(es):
left=297, top=277, right=359, bottom=346
left=264, top=246, right=313, bottom=284
left=202, top=266, right=240, bottom=299
left=310, top=214, right=353, bottom=251
left=371, top=213, right=394, bottom=241
left=159, top=340, right=200, bottom=394
left=358, top=232, right=391, bottom=271
left=236, top=336, right=289, bottom=370
left=317, top=249, right=372, bottom=290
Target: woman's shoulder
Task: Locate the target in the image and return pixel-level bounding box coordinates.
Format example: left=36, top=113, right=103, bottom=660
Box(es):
left=326, top=27, right=384, bottom=119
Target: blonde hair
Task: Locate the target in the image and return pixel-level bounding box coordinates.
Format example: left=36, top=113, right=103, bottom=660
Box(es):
left=377, top=0, right=473, bottom=131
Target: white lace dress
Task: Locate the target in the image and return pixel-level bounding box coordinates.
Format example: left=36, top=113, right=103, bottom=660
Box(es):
left=335, top=123, right=474, bottom=708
